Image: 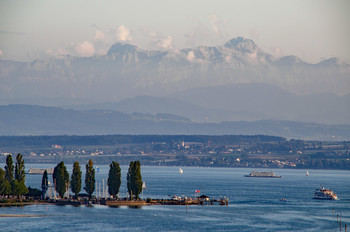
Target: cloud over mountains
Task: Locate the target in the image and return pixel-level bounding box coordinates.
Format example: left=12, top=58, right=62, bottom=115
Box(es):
left=0, top=37, right=349, bottom=125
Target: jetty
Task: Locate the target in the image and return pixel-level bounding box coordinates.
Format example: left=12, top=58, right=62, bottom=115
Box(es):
left=0, top=195, right=229, bottom=207
left=104, top=195, right=228, bottom=206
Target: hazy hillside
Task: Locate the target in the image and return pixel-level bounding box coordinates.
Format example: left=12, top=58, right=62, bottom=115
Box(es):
left=67, top=95, right=268, bottom=122
left=0, top=104, right=349, bottom=141
left=66, top=83, right=350, bottom=124
left=170, top=83, right=350, bottom=124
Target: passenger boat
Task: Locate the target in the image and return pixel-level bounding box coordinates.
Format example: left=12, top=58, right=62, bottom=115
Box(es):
left=27, top=168, right=54, bottom=175
left=244, top=170, right=281, bottom=178
left=313, top=186, right=338, bottom=200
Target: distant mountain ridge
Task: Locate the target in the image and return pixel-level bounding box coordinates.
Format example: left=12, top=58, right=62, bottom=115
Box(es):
left=0, top=104, right=349, bottom=141
left=1, top=37, right=349, bottom=126
left=0, top=37, right=349, bottom=105
left=67, top=83, right=350, bottom=124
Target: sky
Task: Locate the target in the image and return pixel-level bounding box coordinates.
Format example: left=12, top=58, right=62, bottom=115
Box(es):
left=1, top=0, right=349, bottom=63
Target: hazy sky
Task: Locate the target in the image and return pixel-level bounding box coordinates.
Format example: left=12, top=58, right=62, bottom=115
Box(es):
left=1, top=0, right=349, bottom=63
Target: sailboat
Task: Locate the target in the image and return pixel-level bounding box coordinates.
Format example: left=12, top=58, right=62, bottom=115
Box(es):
left=142, top=182, right=146, bottom=189
left=179, top=168, right=183, bottom=174
left=306, top=170, right=310, bottom=176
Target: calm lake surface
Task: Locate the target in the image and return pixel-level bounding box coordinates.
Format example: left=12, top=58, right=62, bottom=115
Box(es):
left=1, top=164, right=349, bottom=232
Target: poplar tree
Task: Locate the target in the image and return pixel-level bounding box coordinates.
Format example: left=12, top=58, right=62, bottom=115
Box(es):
left=5, top=155, right=14, bottom=183
left=0, top=168, right=11, bottom=195
left=107, top=161, right=121, bottom=199
left=84, top=159, right=95, bottom=200
left=71, top=161, right=82, bottom=199
left=53, top=162, right=69, bottom=198
left=127, top=161, right=143, bottom=200
left=13, top=154, right=28, bottom=197
left=41, top=170, right=48, bottom=198
left=15, top=154, right=25, bottom=182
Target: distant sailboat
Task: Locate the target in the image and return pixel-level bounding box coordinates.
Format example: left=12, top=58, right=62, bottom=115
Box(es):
left=142, top=182, right=146, bottom=189
left=306, top=170, right=310, bottom=176
left=179, top=168, right=183, bottom=174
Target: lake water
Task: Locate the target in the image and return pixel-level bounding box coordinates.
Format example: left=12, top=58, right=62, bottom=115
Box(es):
left=1, top=164, right=349, bottom=231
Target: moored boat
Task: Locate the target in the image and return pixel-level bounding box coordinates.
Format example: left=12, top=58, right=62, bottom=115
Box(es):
left=313, top=186, right=338, bottom=200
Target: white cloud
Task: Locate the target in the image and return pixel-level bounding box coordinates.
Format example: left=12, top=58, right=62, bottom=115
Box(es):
left=185, top=15, right=229, bottom=48
left=0, top=49, right=3, bottom=56
left=209, top=14, right=220, bottom=36
left=150, top=32, right=173, bottom=49
left=186, top=51, right=195, bottom=62
left=272, top=47, right=282, bottom=57
left=94, top=30, right=105, bottom=41
left=74, top=41, right=95, bottom=57
left=46, top=48, right=70, bottom=57
left=156, top=35, right=173, bottom=49
left=138, top=28, right=175, bottom=51
left=116, top=25, right=131, bottom=41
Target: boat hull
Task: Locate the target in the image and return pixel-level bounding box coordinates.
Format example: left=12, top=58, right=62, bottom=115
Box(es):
left=244, top=175, right=281, bottom=178
left=244, top=171, right=282, bottom=178
left=313, top=197, right=337, bottom=200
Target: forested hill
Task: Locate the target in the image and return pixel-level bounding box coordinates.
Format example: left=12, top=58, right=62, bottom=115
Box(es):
left=0, top=104, right=350, bottom=140
left=0, top=135, right=285, bottom=147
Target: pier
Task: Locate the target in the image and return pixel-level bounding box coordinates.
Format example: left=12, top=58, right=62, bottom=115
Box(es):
left=0, top=195, right=229, bottom=207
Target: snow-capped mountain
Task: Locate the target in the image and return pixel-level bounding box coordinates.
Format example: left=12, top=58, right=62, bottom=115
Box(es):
left=0, top=37, right=349, bottom=124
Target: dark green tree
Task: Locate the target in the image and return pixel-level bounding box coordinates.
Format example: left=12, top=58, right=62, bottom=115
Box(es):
left=15, top=154, right=25, bottom=182
left=71, top=161, right=82, bottom=199
left=41, top=170, right=48, bottom=198
left=4, top=155, right=14, bottom=183
left=127, top=161, right=143, bottom=200
left=53, top=162, right=69, bottom=198
left=84, top=159, right=95, bottom=200
left=12, top=180, right=28, bottom=198
left=107, top=161, right=121, bottom=199
left=14, top=154, right=28, bottom=197
left=0, top=168, right=11, bottom=195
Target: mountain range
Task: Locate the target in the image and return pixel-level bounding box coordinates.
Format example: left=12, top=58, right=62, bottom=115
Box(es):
left=1, top=37, right=349, bottom=102
left=0, top=37, right=349, bottom=130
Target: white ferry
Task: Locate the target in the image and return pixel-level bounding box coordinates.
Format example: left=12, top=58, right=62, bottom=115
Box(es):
left=313, top=186, right=338, bottom=200
left=27, top=168, right=54, bottom=175
left=244, top=170, right=281, bottom=178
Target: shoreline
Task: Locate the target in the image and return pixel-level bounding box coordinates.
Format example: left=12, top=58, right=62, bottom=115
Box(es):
left=0, top=197, right=229, bottom=207
left=0, top=214, right=50, bottom=217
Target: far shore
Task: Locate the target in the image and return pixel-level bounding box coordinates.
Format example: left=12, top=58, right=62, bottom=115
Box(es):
left=0, top=214, right=50, bottom=217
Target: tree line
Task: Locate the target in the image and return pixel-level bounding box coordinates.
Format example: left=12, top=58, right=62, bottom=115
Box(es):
left=0, top=154, right=28, bottom=198
left=44, top=159, right=143, bottom=200
left=1, top=154, right=143, bottom=201
left=0, top=134, right=285, bottom=147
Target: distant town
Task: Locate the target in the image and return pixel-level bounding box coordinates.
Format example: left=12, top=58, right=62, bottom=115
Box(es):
left=0, top=135, right=349, bottom=170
